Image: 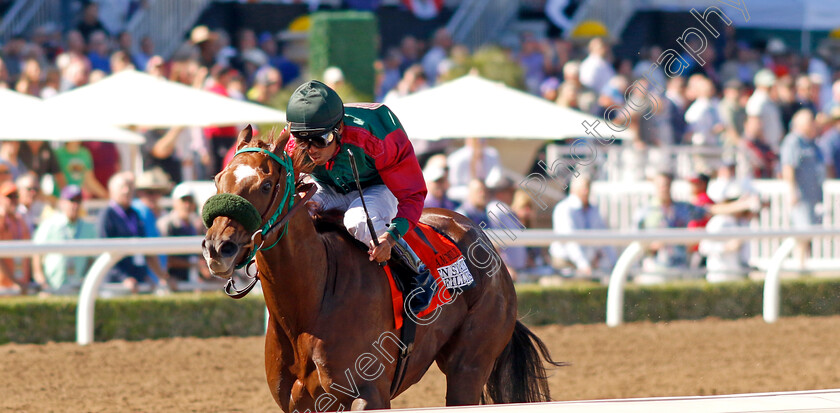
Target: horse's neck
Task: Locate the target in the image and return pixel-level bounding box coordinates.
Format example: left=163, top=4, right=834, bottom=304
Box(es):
left=258, top=208, right=328, bottom=336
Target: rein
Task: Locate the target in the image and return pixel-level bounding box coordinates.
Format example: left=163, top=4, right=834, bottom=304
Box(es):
left=205, top=146, right=313, bottom=299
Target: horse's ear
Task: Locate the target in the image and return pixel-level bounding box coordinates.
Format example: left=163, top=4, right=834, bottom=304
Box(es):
left=235, top=125, right=254, bottom=150
left=269, top=125, right=291, bottom=155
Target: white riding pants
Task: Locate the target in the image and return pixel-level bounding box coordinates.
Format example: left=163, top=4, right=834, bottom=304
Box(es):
left=311, top=182, right=399, bottom=246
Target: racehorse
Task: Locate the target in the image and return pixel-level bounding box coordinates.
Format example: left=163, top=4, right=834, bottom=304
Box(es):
left=202, top=126, right=562, bottom=411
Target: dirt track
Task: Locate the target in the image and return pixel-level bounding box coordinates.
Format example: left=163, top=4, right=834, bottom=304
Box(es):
left=3, top=316, right=840, bottom=412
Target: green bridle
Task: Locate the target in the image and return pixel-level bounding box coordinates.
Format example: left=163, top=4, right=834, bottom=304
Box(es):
left=202, top=147, right=296, bottom=270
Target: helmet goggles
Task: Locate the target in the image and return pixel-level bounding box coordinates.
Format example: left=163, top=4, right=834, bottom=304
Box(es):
left=292, top=128, right=337, bottom=149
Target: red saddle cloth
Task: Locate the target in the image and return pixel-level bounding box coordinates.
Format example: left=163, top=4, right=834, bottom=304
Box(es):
left=383, top=222, right=474, bottom=329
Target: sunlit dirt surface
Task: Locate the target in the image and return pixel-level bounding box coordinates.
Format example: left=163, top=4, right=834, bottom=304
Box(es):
left=2, top=316, right=840, bottom=412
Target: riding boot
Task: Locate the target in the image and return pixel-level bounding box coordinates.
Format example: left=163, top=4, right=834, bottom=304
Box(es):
left=391, top=238, right=437, bottom=315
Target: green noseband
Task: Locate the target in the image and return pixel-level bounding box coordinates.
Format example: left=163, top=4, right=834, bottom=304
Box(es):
left=201, top=146, right=296, bottom=270
left=202, top=193, right=262, bottom=233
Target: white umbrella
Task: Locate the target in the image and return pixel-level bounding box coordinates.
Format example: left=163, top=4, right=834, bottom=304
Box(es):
left=384, top=74, right=635, bottom=141
left=44, top=70, right=286, bottom=128
left=0, top=89, right=145, bottom=144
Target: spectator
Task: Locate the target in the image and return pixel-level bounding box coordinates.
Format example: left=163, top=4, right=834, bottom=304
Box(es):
left=720, top=45, right=761, bottom=86
left=55, top=142, right=108, bottom=199
left=0, top=163, right=12, bottom=185
left=134, top=36, right=155, bottom=73
left=87, top=31, right=112, bottom=74
left=446, top=138, right=500, bottom=203
left=258, top=32, right=299, bottom=85
left=97, top=172, right=173, bottom=293
left=15, top=173, right=48, bottom=232
left=15, top=58, right=42, bottom=96
left=819, top=106, right=840, bottom=179
left=518, top=32, right=548, bottom=95
left=550, top=174, right=615, bottom=277
left=782, top=109, right=826, bottom=229
left=18, top=140, right=66, bottom=194
left=485, top=173, right=527, bottom=278
left=455, top=179, right=489, bottom=226
left=0, top=181, right=31, bottom=294
left=685, top=76, right=724, bottom=172
left=556, top=60, right=596, bottom=114
left=2, top=35, right=26, bottom=81
left=746, top=69, right=784, bottom=152
left=718, top=79, right=746, bottom=156
left=82, top=141, right=121, bottom=190
left=665, top=76, right=689, bottom=144
left=579, top=38, right=615, bottom=98
left=247, top=66, right=282, bottom=105
left=132, top=168, right=173, bottom=285
left=145, top=126, right=191, bottom=184
left=189, top=25, right=219, bottom=70
left=422, top=159, right=458, bottom=210
left=76, top=2, right=109, bottom=42
left=377, top=48, right=404, bottom=102
left=0, top=56, right=8, bottom=88
left=634, top=172, right=708, bottom=284
left=203, top=66, right=240, bottom=177
left=323, top=66, right=345, bottom=91
left=32, top=185, right=96, bottom=295
left=739, top=116, right=778, bottom=179
left=157, top=185, right=209, bottom=283
left=0, top=141, right=29, bottom=181
left=421, top=27, right=452, bottom=85
left=398, top=36, right=421, bottom=74
left=699, top=182, right=761, bottom=283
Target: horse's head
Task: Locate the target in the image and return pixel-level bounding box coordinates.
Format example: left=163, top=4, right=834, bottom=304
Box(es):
left=201, top=125, right=294, bottom=278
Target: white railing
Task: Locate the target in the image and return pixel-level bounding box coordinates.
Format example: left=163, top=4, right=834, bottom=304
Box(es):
left=2, top=226, right=838, bottom=344
left=590, top=179, right=840, bottom=266
left=125, top=0, right=212, bottom=59
left=0, top=0, right=62, bottom=43
left=363, top=389, right=840, bottom=412
left=446, top=0, right=519, bottom=50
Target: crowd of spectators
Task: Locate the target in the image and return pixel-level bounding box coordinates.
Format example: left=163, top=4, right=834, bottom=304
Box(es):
left=3, top=1, right=840, bottom=290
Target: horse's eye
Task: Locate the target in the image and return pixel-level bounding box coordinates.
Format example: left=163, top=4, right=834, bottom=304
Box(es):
left=261, top=181, right=273, bottom=193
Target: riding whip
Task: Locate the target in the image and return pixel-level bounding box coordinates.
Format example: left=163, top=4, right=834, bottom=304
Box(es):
left=347, top=149, right=387, bottom=266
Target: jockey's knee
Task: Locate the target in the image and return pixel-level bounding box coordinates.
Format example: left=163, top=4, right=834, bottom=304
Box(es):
left=344, top=208, right=379, bottom=245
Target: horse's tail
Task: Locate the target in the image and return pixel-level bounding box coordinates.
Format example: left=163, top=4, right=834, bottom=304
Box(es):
left=482, top=321, right=567, bottom=404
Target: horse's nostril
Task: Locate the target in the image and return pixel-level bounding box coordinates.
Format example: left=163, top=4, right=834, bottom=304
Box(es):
left=219, top=241, right=239, bottom=258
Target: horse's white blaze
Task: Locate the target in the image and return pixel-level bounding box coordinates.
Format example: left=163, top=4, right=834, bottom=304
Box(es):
left=234, top=164, right=259, bottom=184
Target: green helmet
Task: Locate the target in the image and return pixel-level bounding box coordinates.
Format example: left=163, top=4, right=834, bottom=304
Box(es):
left=286, top=80, right=344, bottom=133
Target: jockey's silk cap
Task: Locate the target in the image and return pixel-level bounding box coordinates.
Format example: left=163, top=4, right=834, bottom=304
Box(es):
left=286, top=80, right=344, bottom=133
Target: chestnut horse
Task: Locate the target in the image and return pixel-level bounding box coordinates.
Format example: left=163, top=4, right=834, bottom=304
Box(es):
left=202, top=126, right=561, bottom=411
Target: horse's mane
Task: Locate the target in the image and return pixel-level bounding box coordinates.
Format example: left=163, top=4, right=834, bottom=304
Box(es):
left=311, top=207, right=368, bottom=253
left=311, top=208, right=346, bottom=234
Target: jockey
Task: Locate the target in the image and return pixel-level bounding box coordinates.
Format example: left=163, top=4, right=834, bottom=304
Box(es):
left=284, top=80, right=436, bottom=314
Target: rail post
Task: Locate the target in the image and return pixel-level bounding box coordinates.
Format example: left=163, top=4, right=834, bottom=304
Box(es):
left=77, top=252, right=124, bottom=345
left=763, top=237, right=797, bottom=324
left=606, top=241, right=646, bottom=327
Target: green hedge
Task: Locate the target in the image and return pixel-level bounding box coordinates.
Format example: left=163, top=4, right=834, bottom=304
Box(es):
left=516, top=278, right=840, bottom=325
left=2, top=279, right=840, bottom=344
left=0, top=293, right=265, bottom=344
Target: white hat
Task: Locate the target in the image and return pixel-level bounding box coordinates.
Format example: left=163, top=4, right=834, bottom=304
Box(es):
left=171, top=184, right=193, bottom=200
left=754, top=69, right=776, bottom=88
left=323, top=66, right=344, bottom=85
left=423, top=165, right=446, bottom=182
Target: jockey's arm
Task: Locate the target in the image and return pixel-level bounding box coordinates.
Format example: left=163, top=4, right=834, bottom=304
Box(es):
left=373, top=127, right=427, bottom=241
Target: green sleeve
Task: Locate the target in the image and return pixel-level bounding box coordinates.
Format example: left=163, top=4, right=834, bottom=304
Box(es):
left=387, top=217, right=409, bottom=240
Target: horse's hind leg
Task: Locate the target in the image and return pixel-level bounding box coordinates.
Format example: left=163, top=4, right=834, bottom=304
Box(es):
left=436, top=315, right=514, bottom=405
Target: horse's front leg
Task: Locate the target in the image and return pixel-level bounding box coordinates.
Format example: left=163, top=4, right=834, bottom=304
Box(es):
left=350, top=385, right=390, bottom=410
